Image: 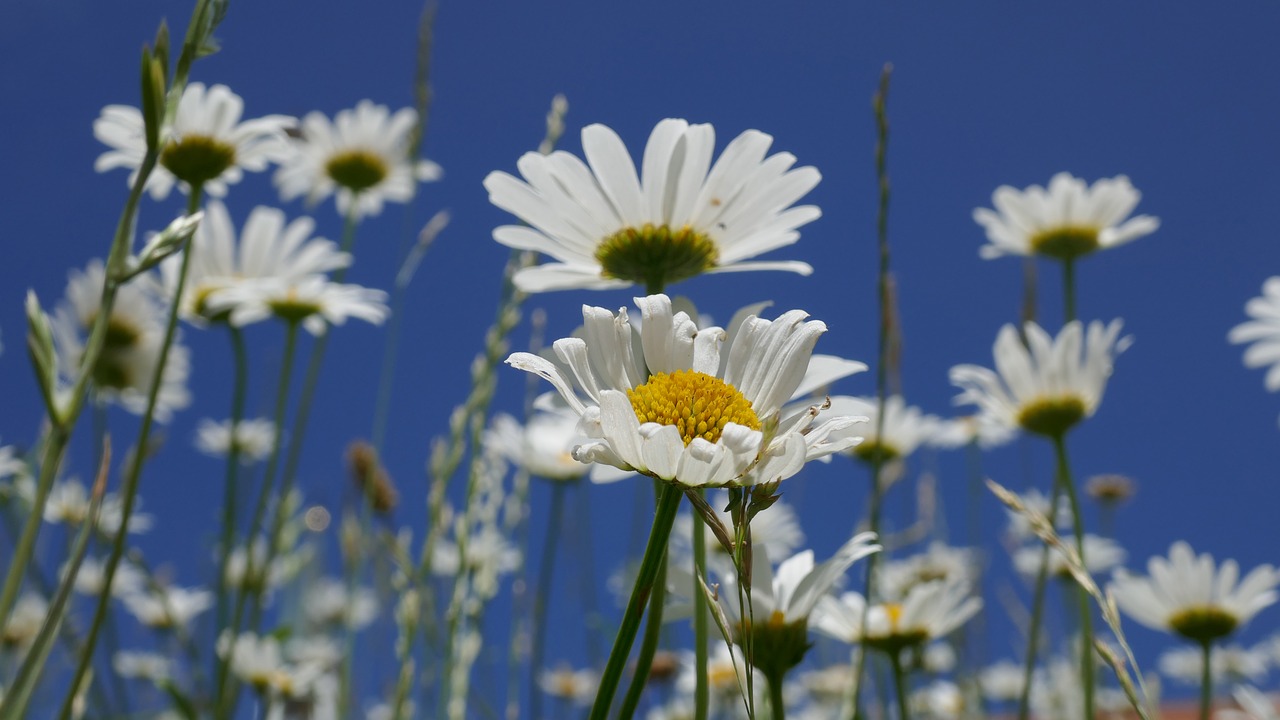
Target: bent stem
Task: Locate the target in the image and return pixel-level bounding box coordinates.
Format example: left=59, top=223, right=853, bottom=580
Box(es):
left=1053, top=433, right=1094, bottom=720
left=588, top=483, right=682, bottom=720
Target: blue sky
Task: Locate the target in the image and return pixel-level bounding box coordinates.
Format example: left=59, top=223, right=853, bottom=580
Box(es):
left=3, top=0, right=1280, bottom=710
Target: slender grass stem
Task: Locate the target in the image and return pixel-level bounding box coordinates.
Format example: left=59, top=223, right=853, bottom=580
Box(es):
left=589, top=485, right=682, bottom=720
left=618, top=545, right=667, bottom=720
left=693, top=489, right=710, bottom=720
left=1015, top=485, right=1065, bottom=720
left=214, top=327, right=248, bottom=633
left=529, top=481, right=567, bottom=720
left=1053, top=433, right=1094, bottom=720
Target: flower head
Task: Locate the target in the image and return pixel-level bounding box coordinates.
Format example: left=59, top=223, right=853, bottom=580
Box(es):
left=195, top=417, right=277, bottom=463
left=1013, top=534, right=1127, bottom=579
left=973, top=172, right=1159, bottom=260
left=206, top=274, right=388, bottom=336
left=485, top=119, right=821, bottom=293
left=1109, top=542, right=1280, bottom=645
left=812, top=578, right=982, bottom=656
left=121, top=585, right=213, bottom=630
left=275, top=101, right=442, bottom=218
left=950, top=320, right=1129, bottom=438
left=95, top=83, right=292, bottom=199
left=486, top=408, right=591, bottom=482
left=538, top=666, right=598, bottom=706
left=1229, top=277, right=1280, bottom=405
left=506, top=294, right=866, bottom=488
left=825, top=395, right=940, bottom=464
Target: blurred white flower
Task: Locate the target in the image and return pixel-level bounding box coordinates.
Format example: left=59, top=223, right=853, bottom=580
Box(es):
left=929, top=412, right=1017, bottom=450
left=1217, top=686, right=1280, bottom=720
left=207, top=274, right=388, bottom=336
left=113, top=650, right=173, bottom=683
left=1159, top=643, right=1270, bottom=685
left=1230, top=277, right=1280, bottom=401
left=1003, top=488, right=1072, bottom=543
left=486, top=408, right=590, bottom=482
left=826, top=395, right=941, bottom=464
left=303, top=578, right=378, bottom=630
left=195, top=417, right=277, bottom=463
left=65, top=556, right=145, bottom=597
left=538, top=665, right=598, bottom=706
left=275, top=101, right=441, bottom=219
left=911, top=679, right=963, bottom=719
left=813, top=578, right=982, bottom=654
left=973, top=172, right=1159, bottom=260
left=880, top=542, right=979, bottom=603
left=980, top=659, right=1026, bottom=702
left=121, top=585, right=213, bottom=630
left=1013, top=533, right=1126, bottom=579
left=1, top=593, right=47, bottom=650
left=94, top=82, right=292, bottom=199
left=485, top=118, right=821, bottom=293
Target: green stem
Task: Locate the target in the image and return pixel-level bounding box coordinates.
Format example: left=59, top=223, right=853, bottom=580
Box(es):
left=530, top=481, right=567, bottom=720
left=214, top=327, right=249, bottom=634
left=889, top=651, right=912, bottom=720
left=1062, top=258, right=1077, bottom=324
left=1016, top=487, right=1066, bottom=720
left=693, top=490, right=710, bottom=720
left=1199, top=641, right=1212, bottom=720
left=768, top=670, right=788, bottom=720
left=1053, top=433, right=1093, bottom=720
left=589, top=484, right=682, bottom=720
left=618, top=550, right=667, bottom=720
left=61, top=184, right=205, bottom=720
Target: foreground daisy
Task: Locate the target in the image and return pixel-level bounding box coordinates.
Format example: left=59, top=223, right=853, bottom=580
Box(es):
left=1229, top=277, right=1280, bottom=401
left=506, top=295, right=865, bottom=488
left=484, top=118, right=822, bottom=293
left=1109, top=542, right=1280, bottom=645
left=275, top=100, right=442, bottom=218
left=973, top=172, right=1159, bottom=261
left=94, top=82, right=292, bottom=199
left=949, top=319, right=1129, bottom=439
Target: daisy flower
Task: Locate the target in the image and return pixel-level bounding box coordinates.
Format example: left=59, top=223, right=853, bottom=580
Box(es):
left=1217, top=686, right=1280, bottom=720
left=51, top=260, right=191, bottom=422
left=825, top=395, right=941, bottom=464
left=1229, top=277, right=1280, bottom=402
left=1109, top=542, right=1280, bottom=645
left=1158, top=643, right=1270, bottom=685
left=812, top=578, right=982, bottom=656
left=879, top=542, right=979, bottom=602
left=1013, top=533, right=1126, bottom=579
left=506, top=294, right=866, bottom=488
left=929, top=412, right=1017, bottom=450
left=979, top=660, right=1027, bottom=703
left=274, top=100, right=442, bottom=218
left=206, top=274, right=389, bottom=336
left=1, top=593, right=47, bottom=650
left=670, top=491, right=805, bottom=576
left=302, top=578, right=378, bottom=631
left=973, top=172, right=1159, bottom=261
left=484, top=118, right=822, bottom=293
left=164, top=201, right=349, bottom=324
left=120, top=585, right=213, bottom=630
left=485, top=408, right=591, bottom=482
left=194, top=417, right=277, bottom=463
left=94, top=82, right=292, bottom=199
left=949, top=319, right=1130, bottom=438
left=538, top=666, right=599, bottom=706
left=113, top=651, right=174, bottom=683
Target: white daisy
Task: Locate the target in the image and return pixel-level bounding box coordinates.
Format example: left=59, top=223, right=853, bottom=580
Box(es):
left=195, top=417, right=277, bottom=463
left=302, top=578, right=378, bottom=631
left=879, top=542, right=980, bottom=603
left=274, top=100, right=442, bottom=218
left=1217, top=686, right=1280, bottom=720
left=120, top=585, right=213, bottom=630
left=51, top=260, right=191, bottom=422
left=485, top=408, right=590, bottom=482
left=1158, top=643, right=1270, bottom=685
left=94, top=82, right=292, bottom=199
left=65, top=556, right=146, bottom=598
left=824, top=395, right=940, bottom=464
left=113, top=650, right=174, bottom=683
left=484, top=118, right=822, bottom=293
left=973, top=172, right=1159, bottom=260
left=538, top=665, right=598, bottom=706
left=911, top=679, right=964, bottom=719
left=1013, top=533, right=1127, bottom=579
left=164, top=201, right=349, bottom=324
left=506, top=294, right=866, bottom=488
left=1003, top=488, right=1073, bottom=543
left=670, top=491, right=805, bottom=577
left=1109, top=542, right=1280, bottom=644
left=949, top=319, right=1130, bottom=438
left=928, top=412, right=1017, bottom=450
left=1, top=593, right=47, bottom=650
left=812, top=578, right=982, bottom=655
left=1229, top=277, right=1280, bottom=400
left=980, top=660, right=1027, bottom=703
left=206, top=274, right=389, bottom=336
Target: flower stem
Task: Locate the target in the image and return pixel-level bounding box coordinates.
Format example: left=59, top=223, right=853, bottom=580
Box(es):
left=1199, top=641, right=1213, bottom=720
left=693, top=489, right=711, bottom=720
left=1053, top=433, right=1094, bottom=720
left=214, top=327, right=249, bottom=633
left=768, top=669, right=788, bottom=720
left=618, top=543, right=668, bottom=720
left=890, top=651, right=912, bottom=720
left=1016, top=487, right=1066, bottom=720
left=588, top=484, right=682, bottom=720
left=1062, top=258, right=1077, bottom=323
left=530, top=481, right=567, bottom=720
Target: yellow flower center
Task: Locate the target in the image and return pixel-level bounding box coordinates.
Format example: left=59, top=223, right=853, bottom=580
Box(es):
left=1029, top=225, right=1100, bottom=260
left=884, top=602, right=905, bottom=632
left=595, top=223, right=719, bottom=291
left=708, top=661, right=738, bottom=691
left=1169, top=606, right=1238, bottom=645
left=626, top=369, right=759, bottom=445
left=865, top=602, right=929, bottom=655
left=1016, top=396, right=1086, bottom=438
left=160, top=134, right=237, bottom=186
left=325, top=149, right=388, bottom=192
left=852, top=439, right=900, bottom=465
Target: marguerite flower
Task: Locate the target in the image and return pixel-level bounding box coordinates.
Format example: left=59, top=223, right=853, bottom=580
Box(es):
left=51, top=260, right=191, bottom=421
left=1013, top=534, right=1126, bottom=579
left=973, top=172, right=1159, bottom=260
left=949, top=319, right=1130, bottom=438
left=121, top=585, right=213, bottom=630
left=538, top=666, right=598, bottom=706
left=486, top=408, right=591, bottom=482
left=879, top=542, right=979, bottom=602
left=929, top=412, right=1017, bottom=450
left=1217, top=686, right=1280, bottom=720
left=506, top=294, right=866, bottom=488
left=484, top=119, right=822, bottom=293
left=195, top=417, right=277, bottom=463
left=1158, top=643, right=1270, bottom=685
left=164, top=201, right=349, bottom=324
left=206, top=274, right=388, bottom=336
left=1109, top=542, right=1280, bottom=645
left=94, top=82, right=292, bottom=199
left=812, top=578, right=982, bottom=656
left=1229, top=277, right=1280, bottom=402
left=274, top=100, right=442, bottom=218
left=825, top=395, right=941, bottom=464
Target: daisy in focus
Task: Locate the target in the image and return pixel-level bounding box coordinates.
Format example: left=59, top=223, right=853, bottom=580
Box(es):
left=275, top=100, right=442, bottom=218
left=949, top=319, right=1130, bottom=439
left=1229, top=277, right=1280, bottom=412
left=973, top=172, right=1159, bottom=261
left=1109, top=542, right=1280, bottom=646
left=484, top=118, right=822, bottom=293
left=94, top=82, right=292, bottom=199
left=505, top=294, right=866, bottom=488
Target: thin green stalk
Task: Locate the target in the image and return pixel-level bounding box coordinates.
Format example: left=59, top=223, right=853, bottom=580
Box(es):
left=61, top=184, right=205, bottom=720
left=214, top=327, right=249, bottom=633
left=618, top=485, right=671, bottom=719
left=693, top=490, right=710, bottom=720
left=1062, top=258, right=1077, bottom=323
left=1016, top=486, right=1066, bottom=720
left=1053, top=433, right=1094, bottom=720
left=767, top=671, right=787, bottom=720
left=530, top=481, right=567, bottom=720
left=589, top=485, right=683, bottom=720
left=852, top=65, right=894, bottom=720
left=1199, top=641, right=1212, bottom=720
left=889, top=651, right=912, bottom=720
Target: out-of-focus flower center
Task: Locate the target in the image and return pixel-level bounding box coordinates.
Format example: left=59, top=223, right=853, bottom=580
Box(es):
left=865, top=602, right=929, bottom=654
left=161, top=134, right=237, bottom=186
left=1029, top=225, right=1100, bottom=260
left=595, top=223, right=719, bottom=290
left=627, top=369, right=759, bottom=445
left=852, top=439, right=900, bottom=465
left=325, top=149, right=388, bottom=192
left=268, top=288, right=322, bottom=324
left=1016, top=396, right=1086, bottom=438
left=1169, top=605, right=1239, bottom=644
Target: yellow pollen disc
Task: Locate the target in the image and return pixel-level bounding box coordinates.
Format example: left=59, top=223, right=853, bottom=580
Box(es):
left=626, top=369, right=759, bottom=446
left=1029, top=225, right=1101, bottom=260
left=325, top=149, right=388, bottom=192
left=884, top=603, right=904, bottom=631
